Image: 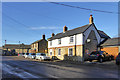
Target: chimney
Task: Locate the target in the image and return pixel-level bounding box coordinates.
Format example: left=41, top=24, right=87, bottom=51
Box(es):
left=52, top=33, right=55, bottom=37
left=42, top=34, right=45, bottom=39
left=89, top=15, right=93, bottom=24
left=63, top=25, right=68, bottom=33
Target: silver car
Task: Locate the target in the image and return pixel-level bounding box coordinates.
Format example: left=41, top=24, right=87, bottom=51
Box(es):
left=23, top=53, right=29, bottom=58
left=35, top=53, right=50, bottom=61
left=28, top=53, right=36, bottom=59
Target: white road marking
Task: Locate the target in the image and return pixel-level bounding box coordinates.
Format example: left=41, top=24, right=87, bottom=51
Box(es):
left=3, top=64, right=41, bottom=78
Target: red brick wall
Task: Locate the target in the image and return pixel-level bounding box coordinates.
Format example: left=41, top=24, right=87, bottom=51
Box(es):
left=101, top=47, right=119, bottom=59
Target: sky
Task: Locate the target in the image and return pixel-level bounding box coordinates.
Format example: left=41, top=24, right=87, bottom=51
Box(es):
left=2, top=2, right=118, bottom=46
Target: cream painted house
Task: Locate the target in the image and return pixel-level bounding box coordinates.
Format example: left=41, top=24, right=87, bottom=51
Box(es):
left=48, top=15, right=110, bottom=62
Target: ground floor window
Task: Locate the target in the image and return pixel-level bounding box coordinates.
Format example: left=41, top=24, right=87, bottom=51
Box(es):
left=50, top=52, right=52, bottom=55
left=58, top=49, right=61, bottom=56
left=68, top=48, right=73, bottom=56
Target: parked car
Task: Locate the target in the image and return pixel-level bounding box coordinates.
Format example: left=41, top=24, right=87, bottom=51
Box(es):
left=116, top=53, right=120, bottom=65
left=88, top=51, right=112, bottom=63
left=23, top=53, right=29, bottom=58
left=28, top=53, right=36, bottom=59
left=35, top=53, right=50, bottom=61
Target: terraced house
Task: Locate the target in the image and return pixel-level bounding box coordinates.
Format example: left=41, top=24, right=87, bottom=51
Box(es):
left=30, top=34, right=48, bottom=53
left=2, top=44, right=31, bottom=55
left=48, top=15, right=110, bottom=62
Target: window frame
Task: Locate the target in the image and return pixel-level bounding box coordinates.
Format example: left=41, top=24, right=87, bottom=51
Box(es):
left=58, top=39, right=61, bottom=45
left=50, top=41, right=52, bottom=46
left=70, top=36, right=74, bottom=43
left=58, top=48, right=61, bottom=56
left=50, top=52, right=52, bottom=56
left=68, top=48, right=73, bottom=56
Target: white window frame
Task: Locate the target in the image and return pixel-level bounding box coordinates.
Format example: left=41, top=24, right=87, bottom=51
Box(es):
left=50, top=52, right=52, bottom=56
left=70, top=36, right=74, bottom=43
left=68, top=48, right=73, bottom=56
left=58, top=49, right=61, bottom=56
left=50, top=41, right=52, bottom=46
left=50, top=49, right=52, bottom=56
left=58, top=39, right=61, bottom=44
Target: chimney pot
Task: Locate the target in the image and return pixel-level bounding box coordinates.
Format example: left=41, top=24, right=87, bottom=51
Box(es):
left=89, top=15, right=94, bottom=24
left=42, top=34, right=45, bottom=39
left=52, top=33, right=55, bottom=37
left=63, top=25, right=68, bottom=32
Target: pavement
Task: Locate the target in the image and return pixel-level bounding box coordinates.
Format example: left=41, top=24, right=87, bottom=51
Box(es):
left=1, top=56, right=120, bottom=80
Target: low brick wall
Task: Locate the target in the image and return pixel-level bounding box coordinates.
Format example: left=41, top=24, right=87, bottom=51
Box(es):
left=64, top=56, right=83, bottom=62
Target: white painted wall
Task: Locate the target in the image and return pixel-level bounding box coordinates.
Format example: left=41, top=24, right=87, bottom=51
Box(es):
left=83, top=25, right=101, bottom=44
left=48, top=33, right=83, bottom=48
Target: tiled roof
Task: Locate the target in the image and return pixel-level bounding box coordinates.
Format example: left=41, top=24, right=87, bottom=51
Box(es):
left=101, top=37, right=120, bottom=46
left=48, top=24, right=91, bottom=41
left=3, top=44, right=31, bottom=49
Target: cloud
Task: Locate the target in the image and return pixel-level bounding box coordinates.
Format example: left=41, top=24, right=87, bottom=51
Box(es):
left=29, top=26, right=62, bottom=30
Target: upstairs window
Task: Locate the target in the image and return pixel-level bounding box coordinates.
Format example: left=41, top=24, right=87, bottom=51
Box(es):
left=50, top=41, right=52, bottom=46
left=70, top=36, right=74, bottom=43
left=58, top=39, right=61, bottom=44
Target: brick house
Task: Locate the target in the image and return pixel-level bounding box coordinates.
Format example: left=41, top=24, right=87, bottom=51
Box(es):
left=2, top=43, right=31, bottom=55
left=30, top=34, right=48, bottom=53
left=47, top=15, right=110, bottom=62
left=101, top=37, right=120, bottom=59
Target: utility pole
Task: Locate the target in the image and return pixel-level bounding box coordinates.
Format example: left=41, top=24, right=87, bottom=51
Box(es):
left=5, top=40, right=6, bottom=45
left=19, top=41, right=20, bottom=55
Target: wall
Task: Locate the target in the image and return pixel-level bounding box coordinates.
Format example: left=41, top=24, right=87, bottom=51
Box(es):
left=48, top=45, right=83, bottom=61
left=101, top=46, right=119, bottom=59
left=83, top=24, right=101, bottom=44
left=48, top=33, right=83, bottom=48
left=38, top=40, right=47, bottom=53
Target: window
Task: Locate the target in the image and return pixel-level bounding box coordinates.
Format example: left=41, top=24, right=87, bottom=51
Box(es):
left=68, top=48, right=73, bottom=56
left=58, top=39, right=61, bottom=44
left=58, top=49, right=61, bottom=56
left=50, top=41, right=52, bottom=46
left=50, top=52, right=52, bottom=56
left=70, top=36, right=74, bottom=43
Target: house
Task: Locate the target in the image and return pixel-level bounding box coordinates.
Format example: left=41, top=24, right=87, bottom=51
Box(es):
left=47, top=15, right=110, bottom=62
left=2, top=43, right=31, bottom=55
left=30, top=34, right=48, bottom=53
left=101, top=37, right=120, bottom=59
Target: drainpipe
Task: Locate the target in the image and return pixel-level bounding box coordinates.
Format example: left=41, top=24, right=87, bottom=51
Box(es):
left=82, top=34, right=85, bottom=62
left=75, top=35, right=76, bottom=56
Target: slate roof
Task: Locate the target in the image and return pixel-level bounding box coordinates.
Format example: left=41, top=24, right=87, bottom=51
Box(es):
left=32, top=39, right=47, bottom=44
left=48, top=24, right=91, bottom=41
left=48, top=23, right=109, bottom=41
left=3, top=44, right=31, bottom=49
left=101, top=37, right=120, bottom=46
left=98, top=30, right=110, bottom=38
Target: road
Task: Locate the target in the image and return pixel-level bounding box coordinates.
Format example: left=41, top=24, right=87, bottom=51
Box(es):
left=2, top=56, right=120, bottom=80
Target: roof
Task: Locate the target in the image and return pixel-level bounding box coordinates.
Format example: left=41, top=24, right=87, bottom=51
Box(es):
left=48, top=23, right=109, bottom=41
left=3, top=44, right=31, bottom=49
left=98, top=30, right=110, bottom=38
left=101, top=37, right=120, bottom=47
left=48, top=24, right=91, bottom=41
left=32, top=39, right=47, bottom=44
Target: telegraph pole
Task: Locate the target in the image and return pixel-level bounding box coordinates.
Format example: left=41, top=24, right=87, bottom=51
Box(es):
left=19, top=41, right=20, bottom=55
